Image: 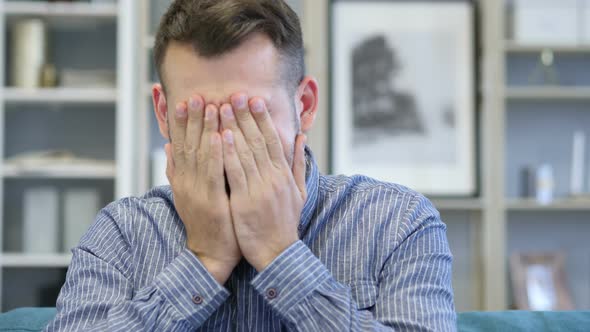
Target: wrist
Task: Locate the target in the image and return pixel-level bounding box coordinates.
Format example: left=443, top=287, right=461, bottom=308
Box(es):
left=250, top=239, right=298, bottom=272
left=192, top=252, right=237, bottom=285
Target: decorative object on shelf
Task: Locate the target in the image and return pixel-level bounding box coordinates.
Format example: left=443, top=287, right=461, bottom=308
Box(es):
left=40, top=63, right=58, bottom=88
left=63, top=189, right=100, bottom=253
left=536, top=164, right=554, bottom=205
left=151, top=149, right=168, bottom=187
left=513, top=0, right=579, bottom=45
left=519, top=166, right=536, bottom=198
left=60, top=69, right=116, bottom=88
left=510, top=252, right=574, bottom=311
left=23, top=187, right=59, bottom=254
left=330, top=0, right=476, bottom=196
left=570, top=131, right=586, bottom=196
left=10, top=19, right=48, bottom=88
left=528, top=49, right=559, bottom=85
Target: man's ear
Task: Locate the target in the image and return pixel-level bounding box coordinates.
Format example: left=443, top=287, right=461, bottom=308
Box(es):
left=296, top=76, right=319, bottom=133
left=152, top=83, right=170, bottom=140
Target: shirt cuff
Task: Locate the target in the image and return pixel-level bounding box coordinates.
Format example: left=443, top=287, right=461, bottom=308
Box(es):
left=154, top=249, right=230, bottom=327
left=250, top=241, right=331, bottom=316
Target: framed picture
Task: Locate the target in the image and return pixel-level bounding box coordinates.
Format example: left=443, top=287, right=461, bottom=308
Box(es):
left=510, top=252, right=574, bottom=311
left=330, top=0, right=477, bottom=196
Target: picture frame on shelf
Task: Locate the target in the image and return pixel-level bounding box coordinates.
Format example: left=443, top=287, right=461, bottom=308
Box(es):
left=510, top=252, right=574, bottom=311
left=330, top=0, right=477, bottom=196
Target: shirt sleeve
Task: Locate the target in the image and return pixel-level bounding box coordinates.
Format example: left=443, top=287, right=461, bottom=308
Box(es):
left=250, top=195, right=456, bottom=331
left=44, top=202, right=230, bottom=332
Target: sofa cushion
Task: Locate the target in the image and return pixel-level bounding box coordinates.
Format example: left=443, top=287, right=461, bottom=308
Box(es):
left=458, top=310, right=590, bottom=332
left=0, top=307, right=589, bottom=331
left=0, top=308, right=56, bottom=332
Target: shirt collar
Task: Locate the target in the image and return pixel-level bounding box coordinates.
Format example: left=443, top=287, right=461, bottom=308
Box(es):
left=299, top=146, right=320, bottom=236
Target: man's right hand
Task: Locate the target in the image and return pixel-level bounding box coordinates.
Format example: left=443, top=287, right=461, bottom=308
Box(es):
left=164, top=94, right=242, bottom=285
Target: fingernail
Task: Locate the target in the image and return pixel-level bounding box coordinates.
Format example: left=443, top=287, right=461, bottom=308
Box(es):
left=223, top=130, right=234, bottom=144
left=189, top=97, right=200, bottom=110
left=221, top=105, right=234, bottom=119
left=252, top=99, right=264, bottom=113
left=235, top=95, right=247, bottom=109
left=176, top=103, right=187, bottom=118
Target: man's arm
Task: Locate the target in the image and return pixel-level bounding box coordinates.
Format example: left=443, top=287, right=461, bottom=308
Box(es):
left=250, top=196, right=456, bottom=331
left=44, top=203, right=230, bottom=332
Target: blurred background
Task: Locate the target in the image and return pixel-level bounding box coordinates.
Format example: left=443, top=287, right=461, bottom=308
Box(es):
left=0, top=0, right=589, bottom=314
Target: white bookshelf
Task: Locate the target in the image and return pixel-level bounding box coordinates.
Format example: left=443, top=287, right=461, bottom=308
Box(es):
left=4, top=87, right=117, bottom=104
left=0, top=0, right=138, bottom=311
left=506, top=198, right=590, bottom=211
left=505, top=87, right=590, bottom=101
left=4, top=1, right=117, bottom=18
left=431, top=198, right=485, bottom=212
left=1, top=254, right=71, bottom=268
left=2, top=163, right=116, bottom=179
left=504, top=42, right=590, bottom=54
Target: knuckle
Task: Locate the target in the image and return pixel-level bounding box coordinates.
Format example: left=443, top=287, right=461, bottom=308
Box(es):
left=196, top=148, right=208, bottom=164
left=206, top=174, right=219, bottom=188
left=184, top=143, right=197, bottom=156
left=250, top=135, right=266, bottom=150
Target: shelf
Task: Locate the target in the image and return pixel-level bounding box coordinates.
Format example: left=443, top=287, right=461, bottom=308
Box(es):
left=505, top=87, right=590, bottom=101
left=4, top=1, right=118, bottom=19
left=2, top=162, right=116, bottom=179
left=1, top=253, right=71, bottom=268
left=430, top=198, right=484, bottom=211
left=505, top=42, right=590, bottom=54
left=3, top=87, right=117, bottom=105
left=506, top=198, right=590, bottom=211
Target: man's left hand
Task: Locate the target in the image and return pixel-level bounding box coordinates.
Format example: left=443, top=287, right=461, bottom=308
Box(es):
left=220, top=93, right=307, bottom=272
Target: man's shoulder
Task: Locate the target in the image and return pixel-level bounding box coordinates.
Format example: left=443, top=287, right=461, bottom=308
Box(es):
left=109, top=185, right=173, bottom=208
left=318, top=173, right=440, bottom=221
left=320, top=173, right=422, bottom=199
left=100, top=185, right=176, bottom=226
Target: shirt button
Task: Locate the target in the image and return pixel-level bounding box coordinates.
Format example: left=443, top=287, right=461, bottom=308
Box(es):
left=192, top=294, right=204, bottom=305
left=266, top=288, right=278, bottom=299
left=298, top=225, right=303, bottom=231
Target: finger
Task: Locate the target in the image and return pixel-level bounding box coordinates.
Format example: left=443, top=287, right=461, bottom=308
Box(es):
left=292, top=134, right=307, bottom=199
left=207, top=132, right=225, bottom=196
left=171, top=102, right=188, bottom=168
left=220, top=103, right=261, bottom=182
left=230, top=93, right=271, bottom=169
left=185, top=95, right=205, bottom=168
left=164, top=143, right=175, bottom=183
left=222, top=129, right=247, bottom=194
left=197, top=104, right=219, bottom=178
left=249, top=98, right=285, bottom=167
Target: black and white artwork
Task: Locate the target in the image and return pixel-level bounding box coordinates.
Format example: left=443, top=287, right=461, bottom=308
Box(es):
left=331, top=1, right=476, bottom=195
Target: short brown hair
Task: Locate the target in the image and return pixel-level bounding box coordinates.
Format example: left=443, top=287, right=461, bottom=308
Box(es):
left=154, top=0, right=305, bottom=94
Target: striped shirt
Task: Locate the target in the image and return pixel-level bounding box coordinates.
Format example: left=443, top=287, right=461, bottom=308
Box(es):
left=45, top=148, right=456, bottom=331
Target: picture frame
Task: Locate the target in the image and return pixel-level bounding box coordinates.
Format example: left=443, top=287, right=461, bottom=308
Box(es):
left=329, top=0, right=477, bottom=196
left=509, top=252, right=574, bottom=311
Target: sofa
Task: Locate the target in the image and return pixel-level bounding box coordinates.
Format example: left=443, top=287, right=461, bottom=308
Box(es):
left=0, top=307, right=588, bottom=331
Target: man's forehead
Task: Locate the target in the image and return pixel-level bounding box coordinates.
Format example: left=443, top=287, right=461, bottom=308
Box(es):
left=162, top=35, right=281, bottom=104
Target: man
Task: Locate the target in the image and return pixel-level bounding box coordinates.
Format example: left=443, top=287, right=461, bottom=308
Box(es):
left=46, top=0, right=456, bottom=331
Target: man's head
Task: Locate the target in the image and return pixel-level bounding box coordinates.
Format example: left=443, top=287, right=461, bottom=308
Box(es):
left=152, top=0, right=319, bottom=166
